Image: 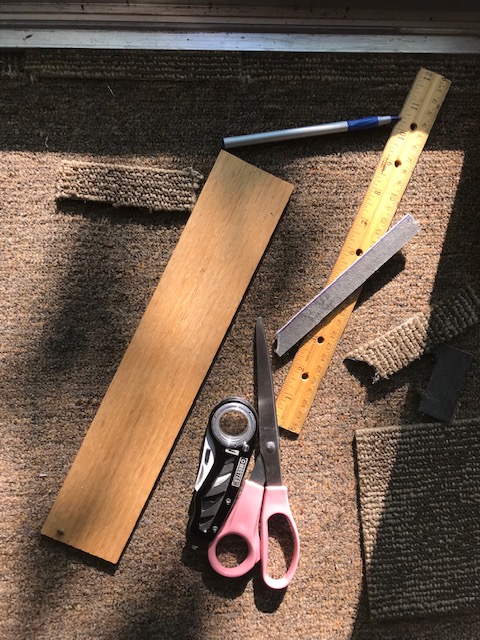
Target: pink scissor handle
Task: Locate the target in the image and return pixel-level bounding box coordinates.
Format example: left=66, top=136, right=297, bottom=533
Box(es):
left=260, top=485, right=300, bottom=590
left=208, top=479, right=264, bottom=578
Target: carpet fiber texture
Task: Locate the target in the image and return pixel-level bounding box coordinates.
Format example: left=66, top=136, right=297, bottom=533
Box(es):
left=356, top=419, right=480, bottom=620
left=56, top=160, right=202, bottom=212
left=346, top=285, right=480, bottom=379
left=1, top=50, right=480, bottom=640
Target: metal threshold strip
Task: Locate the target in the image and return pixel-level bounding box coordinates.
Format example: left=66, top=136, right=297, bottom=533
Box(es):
left=1, top=29, right=480, bottom=52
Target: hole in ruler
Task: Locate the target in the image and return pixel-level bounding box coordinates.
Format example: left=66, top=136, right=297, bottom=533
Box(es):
left=394, top=159, right=401, bottom=168
left=356, top=248, right=363, bottom=256
left=410, top=122, right=418, bottom=131
left=301, top=372, right=309, bottom=380
left=317, top=336, right=324, bottom=344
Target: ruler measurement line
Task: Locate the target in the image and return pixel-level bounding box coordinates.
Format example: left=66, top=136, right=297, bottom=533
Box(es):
left=276, top=68, right=451, bottom=434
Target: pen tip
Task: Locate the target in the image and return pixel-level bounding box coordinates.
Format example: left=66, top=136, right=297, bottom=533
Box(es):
left=392, top=116, right=401, bottom=123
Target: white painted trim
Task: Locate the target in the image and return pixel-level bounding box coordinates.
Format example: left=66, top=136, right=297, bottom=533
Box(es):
left=1, top=29, right=480, bottom=53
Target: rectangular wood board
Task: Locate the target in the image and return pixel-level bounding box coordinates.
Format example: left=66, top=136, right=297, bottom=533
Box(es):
left=41, top=150, right=293, bottom=563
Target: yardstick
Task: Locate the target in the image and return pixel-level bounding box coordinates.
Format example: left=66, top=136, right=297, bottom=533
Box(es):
left=276, top=67, right=451, bottom=435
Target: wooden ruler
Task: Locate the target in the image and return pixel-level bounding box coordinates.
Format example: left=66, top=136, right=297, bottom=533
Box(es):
left=42, top=151, right=293, bottom=563
left=276, top=67, right=451, bottom=435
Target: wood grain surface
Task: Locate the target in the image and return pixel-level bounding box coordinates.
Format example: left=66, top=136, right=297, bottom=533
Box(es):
left=41, top=150, right=293, bottom=563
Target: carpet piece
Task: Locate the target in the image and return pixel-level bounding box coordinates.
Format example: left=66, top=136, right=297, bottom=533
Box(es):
left=356, top=418, right=480, bottom=620
left=22, top=50, right=480, bottom=87
left=346, top=285, right=480, bottom=379
left=2, top=50, right=480, bottom=640
left=25, top=50, right=243, bottom=81
left=56, top=160, right=203, bottom=212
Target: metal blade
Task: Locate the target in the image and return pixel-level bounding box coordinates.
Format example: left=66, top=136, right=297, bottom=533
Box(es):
left=255, top=317, right=282, bottom=486
left=275, top=214, right=420, bottom=357
left=248, top=455, right=266, bottom=486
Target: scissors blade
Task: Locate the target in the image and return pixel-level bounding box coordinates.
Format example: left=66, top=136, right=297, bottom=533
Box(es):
left=248, top=454, right=266, bottom=486
left=255, top=317, right=282, bottom=486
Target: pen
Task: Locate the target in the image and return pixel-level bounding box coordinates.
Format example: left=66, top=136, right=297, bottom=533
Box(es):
left=222, top=115, right=401, bottom=149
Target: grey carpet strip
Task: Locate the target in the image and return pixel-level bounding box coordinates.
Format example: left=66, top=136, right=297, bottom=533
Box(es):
left=23, top=50, right=479, bottom=84
left=25, top=50, right=243, bottom=81
left=346, top=285, right=480, bottom=379
left=56, top=160, right=203, bottom=212
left=356, top=418, right=480, bottom=620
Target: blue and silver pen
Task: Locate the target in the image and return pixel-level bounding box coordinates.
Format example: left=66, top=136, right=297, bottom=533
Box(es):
left=222, top=115, right=401, bottom=149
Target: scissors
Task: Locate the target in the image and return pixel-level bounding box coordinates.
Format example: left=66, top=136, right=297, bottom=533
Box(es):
left=208, top=317, right=300, bottom=590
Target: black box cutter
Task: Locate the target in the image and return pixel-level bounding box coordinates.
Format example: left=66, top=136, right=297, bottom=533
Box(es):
left=188, top=397, right=257, bottom=540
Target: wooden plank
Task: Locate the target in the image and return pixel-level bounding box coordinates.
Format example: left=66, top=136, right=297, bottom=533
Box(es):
left=41, top=150, right=293, bottom=563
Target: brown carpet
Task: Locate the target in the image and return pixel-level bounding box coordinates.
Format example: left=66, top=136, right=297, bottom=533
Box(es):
left=56, top=160, right=202, bottom=212
left=346, top=285, right=480, bottom=379
left=1, top=50, right=480, bottom=640
left=356, top=419, right=480, bottom=620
